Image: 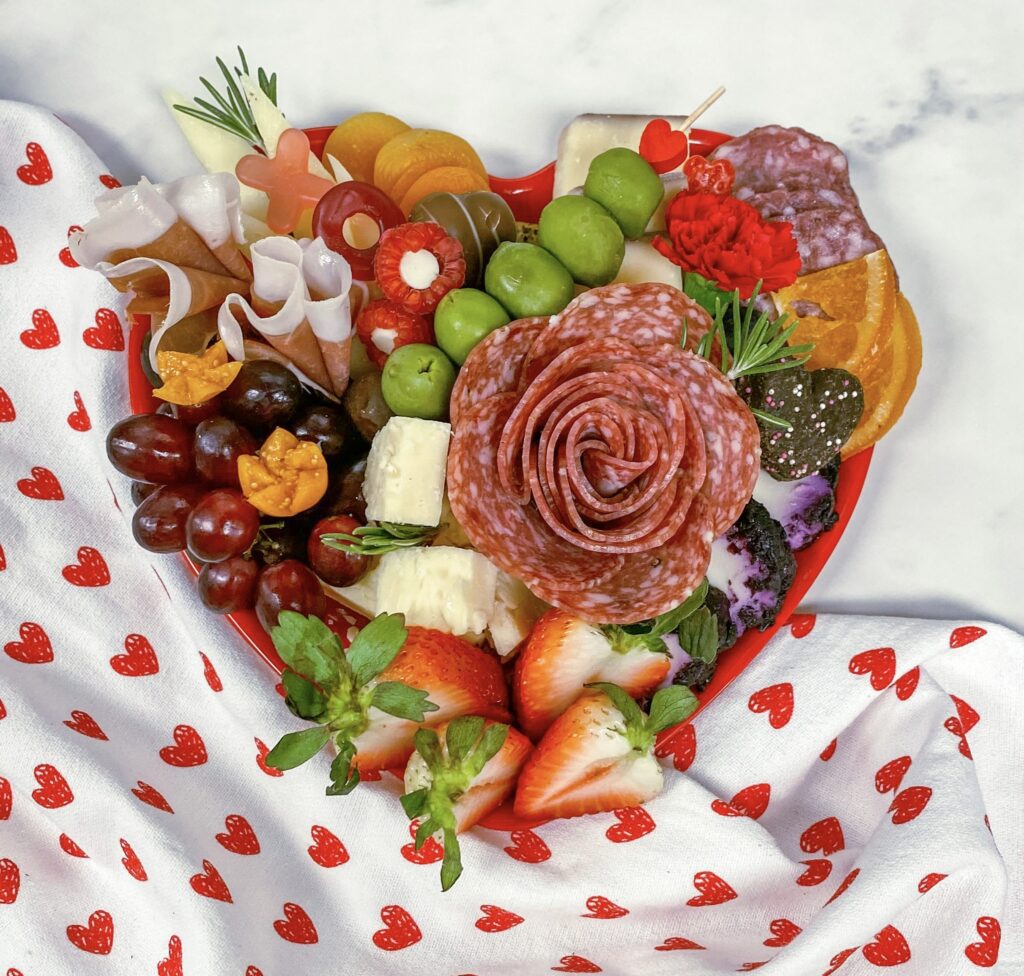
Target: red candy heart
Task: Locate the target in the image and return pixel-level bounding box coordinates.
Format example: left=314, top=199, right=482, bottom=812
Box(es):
left=748, top=682, right=794, bottom=728
left=686, top=871, right=737, bottom=907
left=710, top=783, right=770, bottom=819
left=800, top=816, right=845, bottom=856
left=131, top=781, right=174, bottom=814
left=0, top=226, right=16, bottom=264
left=638, top=119, right=689, bottom=174
left=889, top=785, right=932, bottom=824
left=605, top=806, right=655, bottom=843
left=476, top=904, right=525, bottom=932
left=307, top=824, right=347, bottom=867
left=964, top=916, right=1000, bottom=967
left=110, top=634, right=159, bottom=676
left=83, top=308, right=125, bottom=351
left=5, top=622, right=54, bottom=663
left=160, top=724, right=208, bottom=767
left=372, top=905, right=419, bottom=951
left=189, top=860, right=232, bottom=902
left=862, top=924, right=911, bottom=966
left=581, top=895, right=629, bottom=919
left=17, top=142, right=53, bottom=185
left=655, top=721, right=696, bottom=771
left=67, top=391, right=91, bottom=431
left=32, top=763, right=73, bottom=808
left=120, top=839, right=147, bottom=881
left=875, top=756, right=912, bottom=794
left=62, top=546, right=110, bottom=586
left=504, top=828, right=551, bottom=863
left=0, top=858, right=20, bottom=905
left=217, top=815, right=261, bottom=856
left=20, top=309, right=60, bottom=349
left=16, top=466, right=63, bottom=500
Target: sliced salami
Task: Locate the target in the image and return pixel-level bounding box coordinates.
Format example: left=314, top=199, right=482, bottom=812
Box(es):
left=449, top=316, right=548, bottom=428
left=786, top=206, right=884, bottom=274
left=712, top=125, right=851, bottom=194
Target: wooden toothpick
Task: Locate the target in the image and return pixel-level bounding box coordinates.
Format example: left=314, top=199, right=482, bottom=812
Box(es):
left=681, top=86, right=726, bottom=131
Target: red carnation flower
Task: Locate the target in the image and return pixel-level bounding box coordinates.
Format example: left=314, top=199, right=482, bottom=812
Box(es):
left=653, top=191, right=801, bottom=299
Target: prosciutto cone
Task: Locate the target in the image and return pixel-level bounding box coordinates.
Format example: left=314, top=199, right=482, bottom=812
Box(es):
left=218, top=237, right=354, bottom=399
left=69, top=173, right=251, bottom=328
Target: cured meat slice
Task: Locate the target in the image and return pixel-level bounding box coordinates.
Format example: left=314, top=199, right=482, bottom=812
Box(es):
left=712, top=126, right=851, bottom=194
left=786, top=207, right=885, bottom=274
left=449, top=316, right=548, bottom=428
left=653, top=345, right=760, bottom=535
left=519, top=282, right=711, bottom=385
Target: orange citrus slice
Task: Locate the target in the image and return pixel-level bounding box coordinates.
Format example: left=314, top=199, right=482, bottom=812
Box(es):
left=774, top=249, right=897, bottom=377
left=841, top=292, right=921, bottom=457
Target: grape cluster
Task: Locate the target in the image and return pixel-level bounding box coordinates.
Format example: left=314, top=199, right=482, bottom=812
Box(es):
left=109, top=360, right=374, bottom=626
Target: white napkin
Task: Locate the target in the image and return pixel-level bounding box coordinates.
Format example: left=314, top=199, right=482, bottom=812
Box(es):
left=1, top=99, right=1020, bottom=976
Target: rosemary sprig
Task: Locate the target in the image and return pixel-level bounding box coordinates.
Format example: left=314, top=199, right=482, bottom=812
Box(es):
left=173, top=47, right=279, bottom=148
left=321, top=522, right=437, bottom=557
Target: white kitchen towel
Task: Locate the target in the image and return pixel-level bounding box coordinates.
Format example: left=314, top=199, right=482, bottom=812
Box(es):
left=1, top=99, right=1020, bottom=976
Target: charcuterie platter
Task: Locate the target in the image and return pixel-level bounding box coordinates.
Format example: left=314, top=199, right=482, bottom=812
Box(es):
left=78, top=51, right=919, bottom=889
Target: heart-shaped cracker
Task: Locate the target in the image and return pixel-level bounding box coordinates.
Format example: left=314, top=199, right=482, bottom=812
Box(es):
left=739, top=367, right=863, bottom=480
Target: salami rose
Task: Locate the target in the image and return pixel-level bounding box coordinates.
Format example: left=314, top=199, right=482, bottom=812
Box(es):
left=447, top=283, right=760, bottom=624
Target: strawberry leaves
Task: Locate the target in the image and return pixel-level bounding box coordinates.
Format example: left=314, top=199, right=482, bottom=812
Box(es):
left=587, top=682, right=699, bottom=751
left=400, top=716, right=510, bottom=891
left=265, top=611, right=437, bottom=794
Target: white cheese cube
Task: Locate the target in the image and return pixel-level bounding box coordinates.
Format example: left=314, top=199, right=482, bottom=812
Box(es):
left=488, top=573, right=548, bottom=658
left=363, top=417, right=451, bottom=528
left=374, top=546, right=498, bottom=637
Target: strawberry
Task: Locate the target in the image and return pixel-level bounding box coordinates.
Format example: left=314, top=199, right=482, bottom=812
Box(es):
left=264, top=614, right=508, bottom=793
left=355, top=299, right=433, bottom=369
left=514, top=607, right=687, bottom=741
left=401, top=716, right=531, bottom=889
left=352, top=628, right=510, bottom=772
left=514, top=682, right=697, bottom=821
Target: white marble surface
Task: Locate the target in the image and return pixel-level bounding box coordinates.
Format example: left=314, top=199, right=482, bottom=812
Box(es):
left=2, top=0, right=1022, bottom=630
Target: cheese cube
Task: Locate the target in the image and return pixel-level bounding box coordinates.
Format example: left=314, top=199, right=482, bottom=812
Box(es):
left=374, top=546, right=498, bottom=637
left=488, top=573, right=548, bottom=658
left=363, top=417, right=451, bottom=528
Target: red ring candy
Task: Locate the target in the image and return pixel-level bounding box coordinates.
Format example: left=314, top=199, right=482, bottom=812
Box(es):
left=312, top=181, right=405, bottom=280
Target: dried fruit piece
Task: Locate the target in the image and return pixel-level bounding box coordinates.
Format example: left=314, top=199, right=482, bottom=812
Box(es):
left=323, top=112, right=411, bottom=183
left=238, top=428, right=328, bottom=517
left=399, top=166, right=490, bottom=217
left=374, top=222, right=466, bottom=315
left=374, top=129, right=486, bottom=202
left=355, top=299, right=434, bottom=369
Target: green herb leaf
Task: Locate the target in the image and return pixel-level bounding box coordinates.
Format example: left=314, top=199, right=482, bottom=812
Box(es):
left=370, top=681, right=439, bottom=722
left=321, top=522, right=437, bottom=557
left=440, top=827, right=463, bottom=891
left=445, top=716, right=486, bottom=764
left=270, top=612, right=344, bottom=692
left=264, top=725, right=330, bottom=771
left=678, top=607, right=720, bottom=665
left=400, top=788, right=429, bottom=820
left=622, top=579, right=709, bottom=638
left=647, top=686, right=699, bottom=734
left=347, top=612, right=408, bottom=688
left=326, top=739, right=360, bottom=796
left=281, top=669, right=327, bottom=721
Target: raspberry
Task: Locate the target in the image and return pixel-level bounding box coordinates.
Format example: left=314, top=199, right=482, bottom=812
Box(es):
left=683, top=156, right=736, bottom=196
left=373, top=221, right=466, bottom=314
left=355, top=299, right=434, bottom=369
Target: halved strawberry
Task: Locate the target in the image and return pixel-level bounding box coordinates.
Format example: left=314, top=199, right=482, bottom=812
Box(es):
left=513, top=609, right=672, bottom=741
left=514, top=682, right=697, bottom=821
left=353, top=628, right=510, bottom=771
left=402, top=716, right=532, bottom=889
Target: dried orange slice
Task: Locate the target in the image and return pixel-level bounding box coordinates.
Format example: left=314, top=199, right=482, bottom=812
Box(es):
left=323, top=112, right=410, bottom=183
left=373, top=129, right=486, bottom=202
left=841, top=292, right=921, bottom=457
left=399, top=165, right=490, bottom=216
left=774, top=249, right=897, bottom=377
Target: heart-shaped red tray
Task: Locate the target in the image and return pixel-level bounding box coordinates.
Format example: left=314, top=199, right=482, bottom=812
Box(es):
left=126, top=126, right=871, bottom=825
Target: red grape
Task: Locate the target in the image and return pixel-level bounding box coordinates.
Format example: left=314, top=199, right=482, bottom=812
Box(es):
left=107, top=413, right=194, bottom=484
left=172, top=396, right=223, bottom=426
left=307, top=515, right=370, bottom=587
left=256, top=559, right=327, bottom=631
left=132, top=484, right=204, bottom=552
left=290, top=404, right=351, bottom=461
left=185, top=489, right=261, bottom=563
left=197, top=556, right=259, bottom=613
left=130, top=481, right=159, bottom=507
left=221, top=360, right=303, bottom=430
left=194, top=417, right=258, bottom=487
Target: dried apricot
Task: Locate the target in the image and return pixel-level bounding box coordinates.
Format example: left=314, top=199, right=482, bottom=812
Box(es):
left=373, top=129, right=486, bottom=202
left=398, top=165, right=490, bottom=215
left=323, top=112, right=411, bottom=183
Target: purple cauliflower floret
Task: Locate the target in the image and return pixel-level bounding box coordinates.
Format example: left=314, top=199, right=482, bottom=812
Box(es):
left=707, top=500, right=796, bottom=641
left=753, top=456, right=840, bottom=551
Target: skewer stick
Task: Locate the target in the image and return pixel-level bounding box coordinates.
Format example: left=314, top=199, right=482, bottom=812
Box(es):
left=681, top=86, right=726, bottom=131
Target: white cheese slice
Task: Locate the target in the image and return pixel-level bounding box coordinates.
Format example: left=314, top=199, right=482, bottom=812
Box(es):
left=488, top=573, right=548, bottom=658
left=363, top=417, right=452, bottom=528
left=613, top=238, right=683, bottom=289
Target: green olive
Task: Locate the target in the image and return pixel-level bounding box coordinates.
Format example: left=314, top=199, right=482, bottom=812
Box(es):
left=538, top=195, right=625, bottom=286
left=380, top=343, right=457, bottom=420
left=584, top=148, right=664, bottom=239
left=434, top=288, right=511, bottom=364
left=484, top=241, right=575, bottom=318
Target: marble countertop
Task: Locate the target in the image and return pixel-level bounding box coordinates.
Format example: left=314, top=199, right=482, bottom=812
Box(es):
left=2, top=0, right=1020, bottom=631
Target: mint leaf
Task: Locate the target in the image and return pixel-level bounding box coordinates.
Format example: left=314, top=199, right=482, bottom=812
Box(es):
left=440, top=827, right=463, bottom=891
left=445, top=716, right=485, bottom=763
left=265, top=725, right=330, bottom=771
left=400, top=788, right=429, bottom=820
left=466, top=722, right=508, bottom=778
left=347, top=613, right=408, bottom=688
left=647, top=686, right=699, bottom=734
left=621, top=579, right=709, bottom=638
left=271, top=612, right=343, bottom=691
left=678, top=607, right=719, bottom=664
left=282, top=669, right=326, bottom=721
left=326, top=739, right=360, bottom=796
left=586, top=681, right=645, bottom=729
left=370, top=681, right=438, bottom=722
